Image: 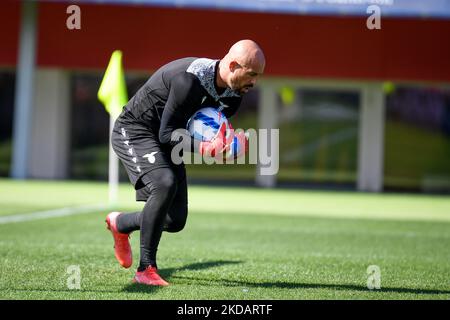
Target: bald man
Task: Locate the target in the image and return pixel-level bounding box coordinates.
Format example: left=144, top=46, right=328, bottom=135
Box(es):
left=106, top=40, right=265, bottom=286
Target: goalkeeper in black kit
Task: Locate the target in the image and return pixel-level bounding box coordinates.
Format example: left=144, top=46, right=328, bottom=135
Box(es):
left=105, top=39, right=266, bottom=286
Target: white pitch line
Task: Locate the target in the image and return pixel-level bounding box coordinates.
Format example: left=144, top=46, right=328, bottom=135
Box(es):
left=0, top=204, right=109, bottom=224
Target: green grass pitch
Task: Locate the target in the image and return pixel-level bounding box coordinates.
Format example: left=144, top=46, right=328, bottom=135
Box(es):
left=0, top=178, right=449, bottom=299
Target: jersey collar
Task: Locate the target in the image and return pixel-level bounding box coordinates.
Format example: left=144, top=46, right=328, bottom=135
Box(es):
left=187, top=58, right=241, bottom=101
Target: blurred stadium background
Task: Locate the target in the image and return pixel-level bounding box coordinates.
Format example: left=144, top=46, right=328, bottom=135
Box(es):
left=1, top=0, right=450, bottom=192
left=0, top=0, right=450, bottom=300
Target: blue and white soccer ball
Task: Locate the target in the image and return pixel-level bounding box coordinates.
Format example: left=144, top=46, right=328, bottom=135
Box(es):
left=187, top=107, right=230, bottom=142
left=187, top=107, right=244, bottom=159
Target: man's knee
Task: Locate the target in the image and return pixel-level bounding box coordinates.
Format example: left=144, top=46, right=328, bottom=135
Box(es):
left=143, top=168, right=177, bottom=194
left=157, top=170, right=177, bottom=193
left=165, top=207, right=188, bottom=233
left=165, top=220, right=186, bottom=233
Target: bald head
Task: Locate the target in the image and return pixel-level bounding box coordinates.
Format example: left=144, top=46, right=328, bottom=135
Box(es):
left=227, top=39, right=266, bottom=71
left=218, top=40, right=266, bottom=94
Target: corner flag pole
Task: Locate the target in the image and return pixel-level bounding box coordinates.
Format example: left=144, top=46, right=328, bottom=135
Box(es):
left=98, top=50, right=128, bottom=206
left=108, top=116, right=119, bottom=206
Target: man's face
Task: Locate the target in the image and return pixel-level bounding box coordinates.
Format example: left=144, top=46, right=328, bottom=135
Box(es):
left=229, top=61, right=264, bottom=95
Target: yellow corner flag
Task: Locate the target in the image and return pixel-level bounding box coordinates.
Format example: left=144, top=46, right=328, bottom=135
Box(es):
left=98, top=50, right=128, bottom=119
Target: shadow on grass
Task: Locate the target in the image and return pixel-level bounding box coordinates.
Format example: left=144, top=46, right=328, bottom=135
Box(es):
left=0, top=286, right=126, bottom=295
left=122, top=260, right=450, bottom=296
left=122, top=260, right=242, bottom=293
left=173, top=275, right=450, bottom=296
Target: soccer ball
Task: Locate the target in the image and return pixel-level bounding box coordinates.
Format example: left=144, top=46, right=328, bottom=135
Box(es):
left=187, top=107, right=245, bottom=160
left=187, top=107, right=230, bottom=142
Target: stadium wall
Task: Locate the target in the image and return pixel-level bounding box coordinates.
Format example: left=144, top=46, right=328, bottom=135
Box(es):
left=1, top=1, right=450, bottom=83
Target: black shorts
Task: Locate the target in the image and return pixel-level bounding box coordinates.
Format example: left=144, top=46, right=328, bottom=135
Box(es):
left=111, top=118, right=186, bottom=201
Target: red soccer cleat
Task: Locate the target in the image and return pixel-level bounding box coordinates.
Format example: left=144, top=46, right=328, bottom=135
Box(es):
left=106, top=212, right=132, bottom=268
left=133, top=266, right=169, bottom=286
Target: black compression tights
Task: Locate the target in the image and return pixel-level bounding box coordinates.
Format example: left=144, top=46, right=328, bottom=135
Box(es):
left=116, top=167, right=188, bottom=271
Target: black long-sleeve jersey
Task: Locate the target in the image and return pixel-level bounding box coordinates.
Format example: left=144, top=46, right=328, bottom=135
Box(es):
left=117, top=57, right=243, bottom=149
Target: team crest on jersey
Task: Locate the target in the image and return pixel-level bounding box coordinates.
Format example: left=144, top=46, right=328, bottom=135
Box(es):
left=143, top=152, right=158, bottom=164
